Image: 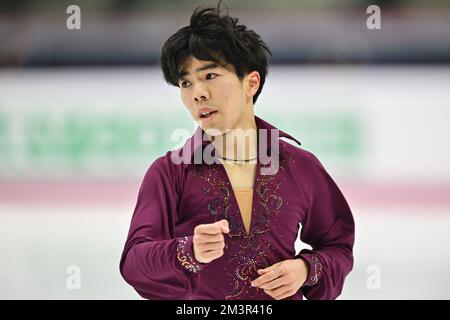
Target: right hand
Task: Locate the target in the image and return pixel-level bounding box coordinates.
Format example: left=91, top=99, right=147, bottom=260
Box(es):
left=193, top=219, right=230, bottom=264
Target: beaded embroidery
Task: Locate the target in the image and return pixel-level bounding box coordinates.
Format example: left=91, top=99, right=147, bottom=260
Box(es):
left=303, top=254, right=323, bottom=286
left=176, top=236, right=202, bottom=273
left=191, top=145, right=294, bottom=299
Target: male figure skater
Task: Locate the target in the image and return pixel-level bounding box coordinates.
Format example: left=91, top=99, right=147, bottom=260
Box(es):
left=120, top=2, right=355, bottom=300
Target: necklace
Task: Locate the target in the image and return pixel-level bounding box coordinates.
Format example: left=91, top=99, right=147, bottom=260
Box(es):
left=218, top=156, right=257, bottom=163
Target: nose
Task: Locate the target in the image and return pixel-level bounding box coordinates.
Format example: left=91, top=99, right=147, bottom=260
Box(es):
left=193, top=83, right=210, bottom=102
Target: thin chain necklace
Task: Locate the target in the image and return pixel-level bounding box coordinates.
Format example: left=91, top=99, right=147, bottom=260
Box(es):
left=217, top=155, right=257, bottom=163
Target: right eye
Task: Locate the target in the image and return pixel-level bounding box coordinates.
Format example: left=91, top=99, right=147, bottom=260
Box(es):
left=180, top=81, right=191, bottom=88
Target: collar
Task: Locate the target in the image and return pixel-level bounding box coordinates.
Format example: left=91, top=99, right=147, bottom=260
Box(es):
left=181, top=115, right=301, bottom=164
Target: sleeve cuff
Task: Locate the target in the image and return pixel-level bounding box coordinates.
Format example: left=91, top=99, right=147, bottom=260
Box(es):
left=298, top=253, right=323, bottom=287
left=176, top=236, right=206, bottom=274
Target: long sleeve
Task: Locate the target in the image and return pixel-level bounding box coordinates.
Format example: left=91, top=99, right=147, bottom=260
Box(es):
left=119, top=155, right=205, bottom=299
left=295, top=151, right=355, bottom=300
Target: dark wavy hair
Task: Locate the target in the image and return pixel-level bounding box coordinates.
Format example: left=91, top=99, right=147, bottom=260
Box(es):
left=160, top=1, right=272, bottom=104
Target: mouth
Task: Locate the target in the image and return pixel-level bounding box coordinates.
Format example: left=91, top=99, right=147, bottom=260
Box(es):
left=199, top=110, right=218, bottom=119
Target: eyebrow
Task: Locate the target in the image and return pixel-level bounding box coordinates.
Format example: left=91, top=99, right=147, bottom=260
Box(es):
left=179, top=63, right=219, bottom=78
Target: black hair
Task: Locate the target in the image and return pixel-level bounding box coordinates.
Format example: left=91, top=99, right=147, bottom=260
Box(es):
left=160, top=1, right=272, bottom=104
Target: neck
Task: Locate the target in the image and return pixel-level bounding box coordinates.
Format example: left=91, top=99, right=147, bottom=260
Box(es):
left=211, top=113, right=258, bottom=162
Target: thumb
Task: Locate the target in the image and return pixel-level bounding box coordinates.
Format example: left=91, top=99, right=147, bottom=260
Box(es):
left=218, top=219, right=229, bottom=233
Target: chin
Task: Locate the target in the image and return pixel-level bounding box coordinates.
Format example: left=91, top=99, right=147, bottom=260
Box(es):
left=202, top=125, right=227, bottom=137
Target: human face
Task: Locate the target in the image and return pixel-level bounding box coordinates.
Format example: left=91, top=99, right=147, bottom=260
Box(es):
left=179, top=56, right=257, bottom=136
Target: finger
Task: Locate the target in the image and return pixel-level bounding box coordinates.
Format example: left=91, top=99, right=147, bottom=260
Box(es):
left=195, top=223, right=223, bottom=235
left=265, top=284, right=292, bottom=299
left=199, top=220, right=229, bottom=234
left=257, top=262, right=282, bottom=275
left=251, top=270, right=279, bottom=287
left=197, top=241, right=225, bottom=252
left=256, top=276, right=288, bottom=290
left=219, top=219, right=230, bottom=234
left=274, top=289, right=296, bottom=300
left=257, top=269, right=272, bottom=276
left=194, top=233, right=224, bottom=244
left=201, top=249, right=224, bottom=261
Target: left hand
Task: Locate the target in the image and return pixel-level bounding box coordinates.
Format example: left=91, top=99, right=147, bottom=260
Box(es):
left=250, top=259, right=308, bottom=300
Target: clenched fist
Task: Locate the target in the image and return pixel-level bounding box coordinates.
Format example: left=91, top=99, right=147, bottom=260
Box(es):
left=193, top=219, right=230, bottom=264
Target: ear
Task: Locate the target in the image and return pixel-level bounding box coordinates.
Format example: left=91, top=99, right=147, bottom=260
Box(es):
left=246, top=71, right=260, bottom=100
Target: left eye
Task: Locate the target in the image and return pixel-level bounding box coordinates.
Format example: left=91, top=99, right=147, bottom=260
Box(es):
left=206, top=73, right=217, bottom=80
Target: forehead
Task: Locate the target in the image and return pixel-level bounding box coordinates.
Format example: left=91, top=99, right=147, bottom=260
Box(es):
left=180, top=56, right=234, bottom=75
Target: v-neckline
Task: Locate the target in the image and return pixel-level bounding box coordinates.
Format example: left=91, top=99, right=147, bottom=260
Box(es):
left=218, top=160, right=260, bottom=237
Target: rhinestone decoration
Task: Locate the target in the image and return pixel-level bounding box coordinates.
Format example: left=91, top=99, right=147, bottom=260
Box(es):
left=190, top=147, right=294, bottom=299
left=176, top=236, right=202, bottom=273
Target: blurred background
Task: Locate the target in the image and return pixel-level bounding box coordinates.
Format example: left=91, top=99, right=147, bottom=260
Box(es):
left=1, top=0, right=449, bottom=299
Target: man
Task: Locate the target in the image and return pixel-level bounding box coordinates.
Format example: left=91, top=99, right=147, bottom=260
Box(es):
left=120, top=2, right=355, bottom=300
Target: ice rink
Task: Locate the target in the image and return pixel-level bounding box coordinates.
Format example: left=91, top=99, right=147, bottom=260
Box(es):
left=1, top=201, right=449, bottom=299
left=1, top=66, right=449, bottom=299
